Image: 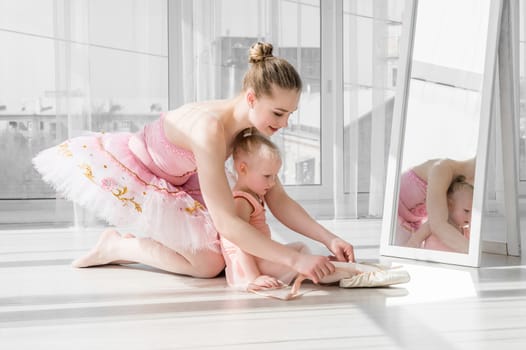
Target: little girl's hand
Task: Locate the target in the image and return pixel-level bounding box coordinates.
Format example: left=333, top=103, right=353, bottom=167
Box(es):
left=248, top=275, right=284, bottom=290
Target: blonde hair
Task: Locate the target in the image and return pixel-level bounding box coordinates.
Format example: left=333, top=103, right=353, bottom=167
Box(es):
left=242, top=42, right=302, bottom=97
left=447, top=175, right=474, bottom=197
left=232, top=128, right=281, bottom=162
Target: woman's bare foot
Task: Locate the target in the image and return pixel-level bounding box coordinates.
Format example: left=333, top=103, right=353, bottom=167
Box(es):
left=72, top=229, right=126, bottom=268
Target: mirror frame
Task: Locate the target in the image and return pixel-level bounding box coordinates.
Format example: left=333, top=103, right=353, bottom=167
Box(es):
left=380, top=0, right=503, bottom=267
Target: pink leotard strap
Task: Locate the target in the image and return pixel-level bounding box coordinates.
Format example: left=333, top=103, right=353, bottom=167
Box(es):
left=232, top=190, right=271, bottom=237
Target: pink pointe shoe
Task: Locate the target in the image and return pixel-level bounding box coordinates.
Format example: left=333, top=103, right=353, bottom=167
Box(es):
left=339, top=268, right=410, bottom=288
left=326, top=261, right=410, bottom=288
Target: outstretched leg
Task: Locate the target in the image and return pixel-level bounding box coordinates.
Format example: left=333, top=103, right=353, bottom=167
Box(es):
left=72, top=228, right=225, bottom=278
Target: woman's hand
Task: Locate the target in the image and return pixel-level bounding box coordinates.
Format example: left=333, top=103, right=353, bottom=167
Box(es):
left=247, top=275, right=284, bottom=290
left=293, top=254, right=336, bottom=284
left=327, top=237, right=355, bottom=262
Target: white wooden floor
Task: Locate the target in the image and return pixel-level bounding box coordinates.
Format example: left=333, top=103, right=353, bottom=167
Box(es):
left=0, top=219, right=525, bottom=350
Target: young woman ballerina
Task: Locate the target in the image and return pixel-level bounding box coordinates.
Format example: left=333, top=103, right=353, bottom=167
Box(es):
left=222, top=131, right=392, bottom=293
left=33, top=41, right=355, bottom=283
left=397, top=157, right=475, bottom=253
left=404, top=176, right=473, bottom=251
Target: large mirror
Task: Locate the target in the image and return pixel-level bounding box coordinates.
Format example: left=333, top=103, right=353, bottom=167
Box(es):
left=380, top=0, right=502, bottom=266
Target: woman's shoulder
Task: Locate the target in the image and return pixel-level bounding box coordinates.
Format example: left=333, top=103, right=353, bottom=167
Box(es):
left=440, top=157, right=475, bottom=174
left=165, top=103, right=226, bottom=142
left=412, top=158, right=440, bottom=179
left=427, top=158, right=468, bottom=171
left=166, top=102, right=221, bottom=124
left=426, top=157, right=475, bottom=184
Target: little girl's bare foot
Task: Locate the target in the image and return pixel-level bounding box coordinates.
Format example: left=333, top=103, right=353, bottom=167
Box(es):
left=71, top=229, right=124, bottom=268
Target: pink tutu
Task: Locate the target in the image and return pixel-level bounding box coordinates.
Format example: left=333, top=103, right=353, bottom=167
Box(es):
left=33, top=126, right=220, bottom=253
left=398, top=169, right=428, bottom=231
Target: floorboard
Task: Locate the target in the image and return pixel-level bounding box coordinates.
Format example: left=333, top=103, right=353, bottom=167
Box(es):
left=0, top=219, right=525, bottom=349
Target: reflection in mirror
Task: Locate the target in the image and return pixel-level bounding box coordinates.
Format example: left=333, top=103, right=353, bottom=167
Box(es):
left=392, top=0, right=491, bottom=254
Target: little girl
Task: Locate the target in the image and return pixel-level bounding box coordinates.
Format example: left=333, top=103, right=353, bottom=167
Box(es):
left=220, top=130, right=310, bottom=290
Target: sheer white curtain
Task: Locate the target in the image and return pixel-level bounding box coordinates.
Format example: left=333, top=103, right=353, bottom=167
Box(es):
left=0, top=0, right=168, bottom=226
left=168, top=0, right=218, bottom=107
left=342, top=0, right=406, bottom=218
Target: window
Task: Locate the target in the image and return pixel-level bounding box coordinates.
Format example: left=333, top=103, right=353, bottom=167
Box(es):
left=342, top=0, right=406, bottom=217
left=0, top=0, right=168, bottom=227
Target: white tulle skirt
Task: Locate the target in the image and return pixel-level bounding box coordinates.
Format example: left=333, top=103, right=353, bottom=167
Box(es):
left=32, top=132, right=220, bottom=253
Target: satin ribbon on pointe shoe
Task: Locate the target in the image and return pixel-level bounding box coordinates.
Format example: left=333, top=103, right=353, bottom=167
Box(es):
left=247, top=274, right=310, bottom=300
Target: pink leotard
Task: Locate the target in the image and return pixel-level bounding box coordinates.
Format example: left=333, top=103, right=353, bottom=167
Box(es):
left=129, top=113, right=196, bottom=186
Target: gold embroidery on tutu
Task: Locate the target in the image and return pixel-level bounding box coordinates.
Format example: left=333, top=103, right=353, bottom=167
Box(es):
left=185, top=200, right=204, bottom=215
left=58, top=142, right=72, bottom=157
left=111, top=186, right=142, bottom=213
left=80, top=163, right=95, bottom=182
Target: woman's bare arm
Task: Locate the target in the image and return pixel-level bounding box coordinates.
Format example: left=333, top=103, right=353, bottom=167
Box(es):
left=405, top=221, right=431, bottom=248
left=265, top=180, right=355, bottom=262
left=426, top=160, right=469, bottom=253
left=189, top=118, right=334, bottom=282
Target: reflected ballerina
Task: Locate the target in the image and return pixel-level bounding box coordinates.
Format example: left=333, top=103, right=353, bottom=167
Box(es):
left=396, top=157, right=475, bottom=253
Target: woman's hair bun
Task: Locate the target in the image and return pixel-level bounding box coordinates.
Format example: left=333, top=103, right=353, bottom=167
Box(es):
left=248, top=41, right=274, bottom=64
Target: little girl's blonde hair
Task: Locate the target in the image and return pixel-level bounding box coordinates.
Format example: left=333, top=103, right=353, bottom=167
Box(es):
left=447, top=175, right=474, bottom=197
left=232, top=128, right=281, bottom=162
